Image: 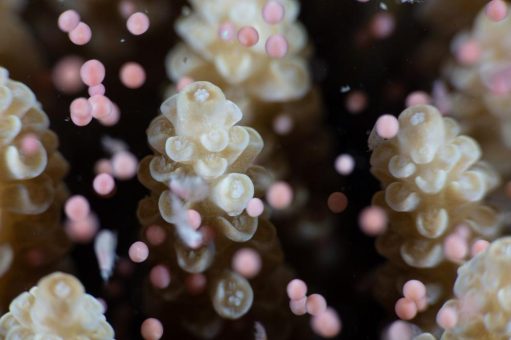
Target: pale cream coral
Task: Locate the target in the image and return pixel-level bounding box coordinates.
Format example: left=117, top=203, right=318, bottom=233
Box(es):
left=443, top=3, right=511, bottom=177
left=0, top=272, right=114, bottom=339
left=167, top=0, right=310, bottom=104
left=0, top=67, right=69, bottom=311
left=138, top=81, right=272, bottom=321
left=156, top=81, right=261, bottom=216
left=370, top=104, right=500, bottom=268
left=139, top=80, right=266, bottom=250
left=436, top=237, right=511, bottom=340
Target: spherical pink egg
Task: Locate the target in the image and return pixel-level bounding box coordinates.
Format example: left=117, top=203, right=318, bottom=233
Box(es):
left=127, top=12, right=150, bottom=35
left=120, top=62, right=146, bottom=89
left=69, top=22, right=92, bottom=45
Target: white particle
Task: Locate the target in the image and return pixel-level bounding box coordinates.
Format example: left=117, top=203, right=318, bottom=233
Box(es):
left=410, top=112, right=425, bottom=126
left=340, top=85, right=351, bottom=93
left=380, top=2, right=388, bottom=10
left=230, top=180, right=244, bottom=199
left=54, top=281, right=71, bottom=298
left=194, top=88, right=210, bottom=103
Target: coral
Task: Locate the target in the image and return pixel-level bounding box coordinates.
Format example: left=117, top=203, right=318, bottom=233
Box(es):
left=140, top=81, right=263, bottom=227
left=443, top=3, right=511, bottom=177
left=438, top=237, right=511, bottom=340
left=138, top=81, right=269, bottom=320
left=370, top=104, right=500, bottom=268
left=168, top=0, right=310, bottom=104
left=0, top=272, right=114, bottom=339
left=0, top=68, right=69, bottom=311
left=166, top=0, right=336, bottom=249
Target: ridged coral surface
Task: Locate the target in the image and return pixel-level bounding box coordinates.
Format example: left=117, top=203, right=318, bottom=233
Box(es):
left=438, top=237, right=511, bottom=340
left=138, top=81, right=270, bottom=319
left=0, top=67, right=69, bottom=311
left=370, top=104, right=500, bottom=268
left=168, top=0, right=309, bottom=104
left=445, top=4, right=511, bottom=177
left=0, top=272, right=114, bottom=339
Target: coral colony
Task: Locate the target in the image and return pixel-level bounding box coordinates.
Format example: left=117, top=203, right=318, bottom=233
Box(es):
left=8, top=0, right=511, bottom=339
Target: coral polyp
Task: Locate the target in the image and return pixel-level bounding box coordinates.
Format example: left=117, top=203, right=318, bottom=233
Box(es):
left=0, top=67, right=69, bottom=312
left=370, top=104, right=500, bottom=268
left=0, top=272, right=114, bottom=339
left=7, top=0, right=511, bottom=339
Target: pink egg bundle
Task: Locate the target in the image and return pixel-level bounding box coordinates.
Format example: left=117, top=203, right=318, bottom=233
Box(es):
left=64, top=195, right=99, bottom=243
left=59, top=8, right=150, bottom=127
left=395, top=279, right=427, bottom=321
left=286, top=279, right=341, bottom=338
left=58, top=10, right=91, bottom=45
left=69, top=59, right=119, bottom=127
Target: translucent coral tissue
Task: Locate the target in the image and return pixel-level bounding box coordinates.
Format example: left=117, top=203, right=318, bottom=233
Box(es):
left=0, top=272, right=114, bottom=339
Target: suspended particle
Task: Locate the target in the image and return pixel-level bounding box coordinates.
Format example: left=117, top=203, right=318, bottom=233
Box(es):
left=94, top=229, right=118, bottom=281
